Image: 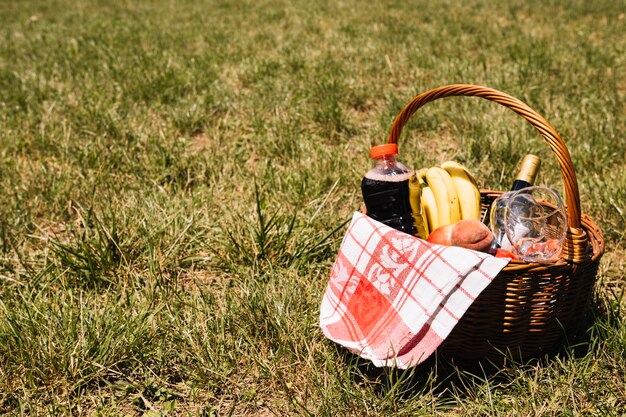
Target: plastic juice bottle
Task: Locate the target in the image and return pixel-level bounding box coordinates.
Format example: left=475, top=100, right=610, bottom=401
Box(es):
left=361, top=144, right=416, bottom=235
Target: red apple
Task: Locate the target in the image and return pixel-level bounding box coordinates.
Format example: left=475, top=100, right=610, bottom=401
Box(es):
left=426, top=223, right=454, bottom=246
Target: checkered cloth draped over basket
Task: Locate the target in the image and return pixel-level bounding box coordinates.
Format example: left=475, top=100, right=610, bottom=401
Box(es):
left=319, top=212, right=510, bottom=368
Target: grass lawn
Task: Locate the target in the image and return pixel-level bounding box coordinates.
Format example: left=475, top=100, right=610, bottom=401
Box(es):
left=1, top=0, right=625, bottom=415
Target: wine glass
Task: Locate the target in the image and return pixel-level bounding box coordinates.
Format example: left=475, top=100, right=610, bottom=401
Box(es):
left=504, top=186, right=567, bottom=262
left=489, top=191, right=515, bottom=250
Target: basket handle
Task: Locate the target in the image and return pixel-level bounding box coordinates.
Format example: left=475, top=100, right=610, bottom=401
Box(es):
left=388, top=84, right=590, bottom=262
left=388, top=84, right=582, bottom=228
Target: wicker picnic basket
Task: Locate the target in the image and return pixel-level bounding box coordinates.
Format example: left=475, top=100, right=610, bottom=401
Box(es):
left=387, top=84, right=605, bottom=361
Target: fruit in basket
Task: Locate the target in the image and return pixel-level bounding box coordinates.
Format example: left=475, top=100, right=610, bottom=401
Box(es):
left=413, top=161, right=482, bottom=235
left=408, top=173, right=429, bottom=239
left=416, top=169, right=438, bottom=234
left=426, top=219, right=493, bottom=252
left=425, top=223, right=454, bottom=245
left=441, top=160, right=481, bottom=221
left=450, top=219, right=493, bottom=252
left=424, top=166, right=461, bottom=228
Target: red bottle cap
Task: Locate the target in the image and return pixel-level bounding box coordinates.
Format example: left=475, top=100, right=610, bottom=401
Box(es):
left=370, top=143, right=398, bottom=159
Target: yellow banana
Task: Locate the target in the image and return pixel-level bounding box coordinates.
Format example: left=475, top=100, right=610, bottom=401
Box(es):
left=408, top=173, right=429, bottom=239
left=417, top=169, right=437, bottom=235
left=424, top=166, right=461, bottom=228
left=441, top=161, right=481, bottom=220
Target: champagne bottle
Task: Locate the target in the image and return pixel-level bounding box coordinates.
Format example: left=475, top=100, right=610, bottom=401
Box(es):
left=489, top=154, right=542, bottom=250
left=510, top=154, right=541, bottom=191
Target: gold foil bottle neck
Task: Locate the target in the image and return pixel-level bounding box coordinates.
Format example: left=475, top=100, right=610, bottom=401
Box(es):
left=517, top=154, right=541, bottom=184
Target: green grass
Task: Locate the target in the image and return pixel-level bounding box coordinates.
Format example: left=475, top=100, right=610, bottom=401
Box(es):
left=1, top=0, right=625, bottom=415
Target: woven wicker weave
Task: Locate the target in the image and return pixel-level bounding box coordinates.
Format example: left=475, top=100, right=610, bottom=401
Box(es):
left=387, top=84, right=605, bottom=360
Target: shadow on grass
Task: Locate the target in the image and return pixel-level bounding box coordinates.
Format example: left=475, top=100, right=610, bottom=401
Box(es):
left=333, top=293, right=620, bottom=402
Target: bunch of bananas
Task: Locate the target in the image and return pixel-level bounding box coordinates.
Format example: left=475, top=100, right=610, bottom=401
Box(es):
left=408, top=161, right=482, bottom=239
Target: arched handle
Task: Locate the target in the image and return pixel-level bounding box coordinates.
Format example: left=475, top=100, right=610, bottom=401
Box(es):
left=387, top=84, right=582, bottom=230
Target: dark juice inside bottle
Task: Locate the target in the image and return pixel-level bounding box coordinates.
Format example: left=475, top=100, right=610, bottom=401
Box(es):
left=361, top=144, right=416, bottom=235
left=362, top=174, right=415, bottom=234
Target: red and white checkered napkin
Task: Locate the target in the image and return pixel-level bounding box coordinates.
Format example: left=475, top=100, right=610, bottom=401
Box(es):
left=319, top=212, right=510, bottom=369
